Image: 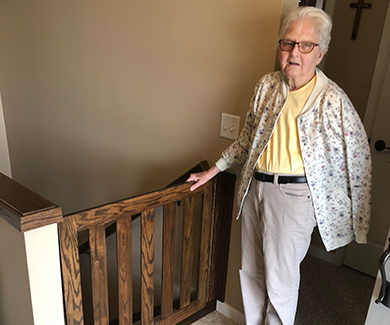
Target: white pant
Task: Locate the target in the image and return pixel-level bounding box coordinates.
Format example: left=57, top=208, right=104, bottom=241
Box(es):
left=240, top=176, right=317, bottom=325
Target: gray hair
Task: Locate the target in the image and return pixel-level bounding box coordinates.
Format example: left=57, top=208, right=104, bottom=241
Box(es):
left=278, top=6, right=332, bottom=52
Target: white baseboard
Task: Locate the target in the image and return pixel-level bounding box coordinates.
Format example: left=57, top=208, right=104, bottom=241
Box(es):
left=308, top=244, right=335, bottom=264
left=308, top=244, right=346, bottom=266
left=216, top=300, right=245, bottom=325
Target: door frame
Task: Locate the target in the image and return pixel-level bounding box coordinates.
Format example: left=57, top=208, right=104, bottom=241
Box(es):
left=364, top=3, right=390, bottom=138
left=309, top=2, right=390, bottom=268
left=342, top=2, right=390, bottom=277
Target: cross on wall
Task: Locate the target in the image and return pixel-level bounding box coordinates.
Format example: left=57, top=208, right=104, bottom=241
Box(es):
left=350, top=0, right=372, bottom=40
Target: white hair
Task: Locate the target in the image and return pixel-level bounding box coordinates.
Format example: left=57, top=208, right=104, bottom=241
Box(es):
left=278, top=6, right=332, bottom=52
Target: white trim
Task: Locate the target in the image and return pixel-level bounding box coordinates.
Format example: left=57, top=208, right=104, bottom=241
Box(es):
left=308, top=244, right=346, bottom=266
left=0, top=92, right=11, bottom=177
left=308, top=244, right=335, bottom=263
left=24, top=224, right=65, bottom=325
left=315, top=0, right=324, bottom=9
left=216, top=300, right=246, bottom=325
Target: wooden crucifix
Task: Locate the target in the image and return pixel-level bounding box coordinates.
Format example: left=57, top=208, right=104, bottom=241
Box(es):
left=350, top=0, right=372, bottom=40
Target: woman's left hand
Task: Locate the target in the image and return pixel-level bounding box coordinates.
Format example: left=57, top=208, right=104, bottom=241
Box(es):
left=186, top=165, right=221, bottom=191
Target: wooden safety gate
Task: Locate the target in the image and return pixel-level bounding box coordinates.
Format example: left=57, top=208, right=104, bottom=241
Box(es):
left=59, top=165, right=235, bottom=325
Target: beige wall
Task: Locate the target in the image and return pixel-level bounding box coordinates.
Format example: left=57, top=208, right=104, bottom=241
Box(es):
left=0, top=0, right=283, bottom=214
left=0, top=0, right=286, bottom=316
left=0, top=40, right=25, bottom=325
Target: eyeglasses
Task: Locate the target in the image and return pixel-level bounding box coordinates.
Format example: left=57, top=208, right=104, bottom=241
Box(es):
left=279, top=39, right=319, bottom=54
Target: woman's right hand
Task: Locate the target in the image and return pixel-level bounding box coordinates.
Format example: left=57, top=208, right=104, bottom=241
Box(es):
left=186, top=165, right=221, bottom=191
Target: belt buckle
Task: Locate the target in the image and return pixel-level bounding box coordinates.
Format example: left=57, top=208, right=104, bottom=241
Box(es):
left=255, top=171, right=274, bottom=183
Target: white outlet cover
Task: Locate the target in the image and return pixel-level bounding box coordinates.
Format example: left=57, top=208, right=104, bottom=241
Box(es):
left=220, top=113, right=240, bottom=140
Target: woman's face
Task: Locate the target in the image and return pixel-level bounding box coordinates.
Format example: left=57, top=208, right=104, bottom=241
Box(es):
left=278, top=18, right=326, bottom=90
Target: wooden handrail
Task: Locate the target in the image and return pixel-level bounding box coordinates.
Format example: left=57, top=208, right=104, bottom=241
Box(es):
left=78, top=161, right=210, bottom=256
left=0, top=173, right=62, bottom=232
left=0, top=160, right=209, bottom=234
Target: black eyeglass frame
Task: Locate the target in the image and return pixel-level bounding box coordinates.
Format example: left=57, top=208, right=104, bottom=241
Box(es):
left=278, top=39, right=320, bottom=54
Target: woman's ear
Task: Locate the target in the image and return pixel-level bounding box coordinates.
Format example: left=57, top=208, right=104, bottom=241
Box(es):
left=317, top=51, right=326, bottom=64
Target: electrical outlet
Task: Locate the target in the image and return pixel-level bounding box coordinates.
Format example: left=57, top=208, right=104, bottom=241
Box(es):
left=220, top=113, right=240, bottom=140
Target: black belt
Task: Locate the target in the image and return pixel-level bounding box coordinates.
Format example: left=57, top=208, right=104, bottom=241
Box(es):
left=254, top=171, right=307, bottom=184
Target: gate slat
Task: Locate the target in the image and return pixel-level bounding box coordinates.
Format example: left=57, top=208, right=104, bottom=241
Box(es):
left=197, top=182, right=214, bottom=306
left=180, top=196, right=195, bottom=308
left=161, top=202, right=176, bottom=318
left=141, top=209, right=155, bottom=325
left=117, top=215, right=133, bottom=325
left=90, top=225, right=109, bottom=325
left=59, top=215, right=85, bottom=325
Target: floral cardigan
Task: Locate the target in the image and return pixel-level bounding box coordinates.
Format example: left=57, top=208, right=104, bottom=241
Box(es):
left=215, top=69, right=372, bottom=251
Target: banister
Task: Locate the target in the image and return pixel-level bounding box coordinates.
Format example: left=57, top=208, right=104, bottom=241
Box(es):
left=0, top=161, right=235, bottom=325
left=0, top=172, right=62, bottom=232
left=0, top=160, right=209, bottom=234
left=68, top=181, right=204, bottom=232
left=0, top=172, right=65, bottom=325
left=78, top=160, right=211, bottom=256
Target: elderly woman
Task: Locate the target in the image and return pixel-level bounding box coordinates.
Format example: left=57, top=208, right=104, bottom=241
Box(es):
left=187, top=6, right=371, bottom=325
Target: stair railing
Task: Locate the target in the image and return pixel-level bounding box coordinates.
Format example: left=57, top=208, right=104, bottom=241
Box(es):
left=0, top=161, right=235, bottom=325
left=60, top=161, right=235, bottom=325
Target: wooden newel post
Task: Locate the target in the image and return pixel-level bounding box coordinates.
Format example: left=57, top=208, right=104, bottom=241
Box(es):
left=208, top=171, right=236, bottom=302
left=0, top=172, right=65, bottom=325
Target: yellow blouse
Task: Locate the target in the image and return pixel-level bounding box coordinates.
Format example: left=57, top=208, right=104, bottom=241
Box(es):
left=256, top=76, right=316, bottom=175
